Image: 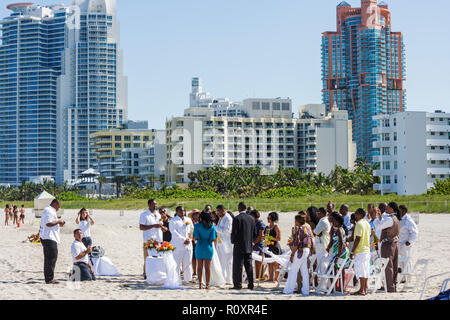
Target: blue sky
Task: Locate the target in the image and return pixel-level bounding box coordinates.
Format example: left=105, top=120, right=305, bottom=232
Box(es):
left=2, top=0, right=449, bottom=129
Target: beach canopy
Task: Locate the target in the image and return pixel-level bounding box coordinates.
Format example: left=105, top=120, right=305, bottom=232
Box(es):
left=34, top=191, right=55, bottom=211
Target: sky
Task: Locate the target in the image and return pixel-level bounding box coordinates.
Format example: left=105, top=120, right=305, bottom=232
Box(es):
left=1, top=0, right=449, bottom=129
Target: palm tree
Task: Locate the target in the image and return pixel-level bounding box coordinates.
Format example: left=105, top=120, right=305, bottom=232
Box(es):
left=113, top=175, right=126, bottom=198
left=127, top=175, right=142, bottom=188
left=146, top=174, right=156, bottom=189
left=97, top=175, right=107, bottom=199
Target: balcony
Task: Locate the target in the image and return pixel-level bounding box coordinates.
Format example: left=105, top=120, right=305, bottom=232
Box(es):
left=427, top=153, right=450, bottom=161
left=426, top=139, right=450, bottom=147
left=426, top=124, right=450, bottom=132
left=427, top=168, right=450, bottom=175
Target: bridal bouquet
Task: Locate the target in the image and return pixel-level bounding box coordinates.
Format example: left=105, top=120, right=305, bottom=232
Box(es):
left=264, top=235, right=275, bottom=247
left=156, top=241, right=176, bottom=253
left=144, top=239, right=159, bottom=250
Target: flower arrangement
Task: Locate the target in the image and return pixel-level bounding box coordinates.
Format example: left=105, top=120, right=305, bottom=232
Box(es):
left=144, top=239, right=159, bottom=250
left=287, top=236, right=294, bottom=246
left=264, top=235, right=275, bottom=246
left=156, top=241, right=176, bottom=252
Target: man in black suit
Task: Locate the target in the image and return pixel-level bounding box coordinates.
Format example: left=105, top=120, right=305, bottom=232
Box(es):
left=231, top=202, right=256, bottom=290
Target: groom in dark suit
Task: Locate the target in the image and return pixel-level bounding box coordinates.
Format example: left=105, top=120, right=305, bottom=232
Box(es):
left=231, top=202, right=256, bottom=290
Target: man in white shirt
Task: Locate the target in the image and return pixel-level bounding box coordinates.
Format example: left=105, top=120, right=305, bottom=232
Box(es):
left=398, top=205, right=418, bottom=275
left=71, top=229, right=95, bottom=281
left=215, top=205, right=233, bottom=284
left=314, top=207, right=331, bottom=277
left=139, top=199, right=162, bottom=278
left=40, top=199, right=65, bottom=284
left=169, top=206, right=193, bottom=283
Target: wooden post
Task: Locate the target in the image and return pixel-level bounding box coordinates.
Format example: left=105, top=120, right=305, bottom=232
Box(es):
left=258, top=228, right=270, bottom=287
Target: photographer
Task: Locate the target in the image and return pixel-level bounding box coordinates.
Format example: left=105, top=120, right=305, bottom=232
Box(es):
left=71, top=229, right=96, bottom=281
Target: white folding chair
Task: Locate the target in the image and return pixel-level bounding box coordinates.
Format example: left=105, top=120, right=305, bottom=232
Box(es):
left=440, top=278, right=450, bottom=294
left=399, top=259, right=430, bottom=292
left=316, top=257, right=353, bottom=296
left=368, top=257, right=389, bottom=294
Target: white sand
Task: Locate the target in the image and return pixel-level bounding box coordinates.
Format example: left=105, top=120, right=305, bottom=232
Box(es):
left=0, top=209, right=449, bottom=300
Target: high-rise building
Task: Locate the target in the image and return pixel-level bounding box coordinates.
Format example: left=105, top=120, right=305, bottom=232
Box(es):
left=321, top=0, right=406, bottom=162
left=0, top=1, right=127, bottom=185
left=0, top=3, right=69, bottom=185
left=373, top=111, right=450, bottom=195
left=165, top=104, right=356, bottom=184
left=62, top=0, right=128, bottom=183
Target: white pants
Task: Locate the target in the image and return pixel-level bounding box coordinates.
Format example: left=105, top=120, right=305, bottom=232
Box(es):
left=316, top=249, right=329, bottom=275
left=283, top=248, right=310, bottom=295
left=354, top=252, right=370, bottom=279
left=173, top=245, right=193, bottom=282
left=399, top=243, right=413, bottom=274
left=217, top=245, right=233, bottom=284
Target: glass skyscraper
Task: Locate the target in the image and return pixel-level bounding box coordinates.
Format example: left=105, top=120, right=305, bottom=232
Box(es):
left=0, top=4, right=68, bottom=185
left=321, top=0, right=406, bottom=161
left=0, top=0, right=127, bottom=185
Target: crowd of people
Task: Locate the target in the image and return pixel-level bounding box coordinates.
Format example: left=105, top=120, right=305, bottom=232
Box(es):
left=4, top=204, right=25, bottom=226
left=35, top=198, right=419, bottom=297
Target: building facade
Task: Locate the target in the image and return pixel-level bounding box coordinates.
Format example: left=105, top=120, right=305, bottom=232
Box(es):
left=120, top=130, right=166, bottom=183
left=0, top=1, right=127, bottom=185
left=0, top=4, right=69, bottom=185
left=89, top=129, right=156, bottom=181
left=373, top=111, right=450, bottom=195
left=321, top=0, right=406, bottom=162
left=165, top=103, right=356, bottom=184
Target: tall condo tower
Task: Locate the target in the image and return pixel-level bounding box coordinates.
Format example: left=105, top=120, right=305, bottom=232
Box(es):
left=321, top=0, right=406, bottom=161
left=61, top=0, right=128, bottom=183
left=0, top=1, right=127, bottom=185
left=0, top=3, right=69, bottom=185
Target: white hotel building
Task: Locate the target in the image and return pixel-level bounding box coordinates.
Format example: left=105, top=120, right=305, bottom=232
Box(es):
left=373, top=111, right=450, bottom=195
left=165, top=101, right=356, bottom=184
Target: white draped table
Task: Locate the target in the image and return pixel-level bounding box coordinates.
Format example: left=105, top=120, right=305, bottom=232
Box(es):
left=145, top=251, right=184, bottom=289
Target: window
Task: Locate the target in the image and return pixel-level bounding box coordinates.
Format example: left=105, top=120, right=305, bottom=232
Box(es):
left=252, top=102, right=260, bottom=110
left=394, top=146, right=397, bottom=155
left=272, top=103, right=280, bottom=110
left=261, top=102, right=270, bottom=110
left=134, top=154, right=139, bottom=159
left=394, top=132, right=397, bottom=141
left=124, top=143, right=131, bottom=148
left=115, top=143, right=121, bottom=148
left=134, top=136, right=141, bottom=141
left=124, top=136, right=131, bottom=141
left=382, top=147, right=390, bottom=156
left=394, top=175, right=398, bottom=184
left=394, top=161, right=398, bottom=170
left=282, top=103, right=290, bottom=111
left=115, top=136, right=121, bottom=141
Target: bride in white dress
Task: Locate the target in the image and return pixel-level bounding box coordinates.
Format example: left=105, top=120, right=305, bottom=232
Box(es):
left=201, top=240, right=226, bottom=287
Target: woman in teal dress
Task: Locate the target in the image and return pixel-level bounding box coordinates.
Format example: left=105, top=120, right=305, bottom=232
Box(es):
left=193, top=211, right=217, bottom=289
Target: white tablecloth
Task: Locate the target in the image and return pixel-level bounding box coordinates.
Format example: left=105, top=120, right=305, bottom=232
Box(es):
left=145, top=252, right=184, bottom=289
left=91, top=257, right=120, bottom=276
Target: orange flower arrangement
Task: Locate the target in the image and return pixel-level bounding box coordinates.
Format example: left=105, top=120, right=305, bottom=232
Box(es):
left=156, top=241, right=176, bottom=252
left=144, top=239, right=159, bottom=250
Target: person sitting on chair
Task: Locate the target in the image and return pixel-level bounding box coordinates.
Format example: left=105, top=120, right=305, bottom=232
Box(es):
left=71, top=229, right=96, bottom=281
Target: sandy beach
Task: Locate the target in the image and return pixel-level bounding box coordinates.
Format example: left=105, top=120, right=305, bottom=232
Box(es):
left=0, top=209, right=448, bottom=300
